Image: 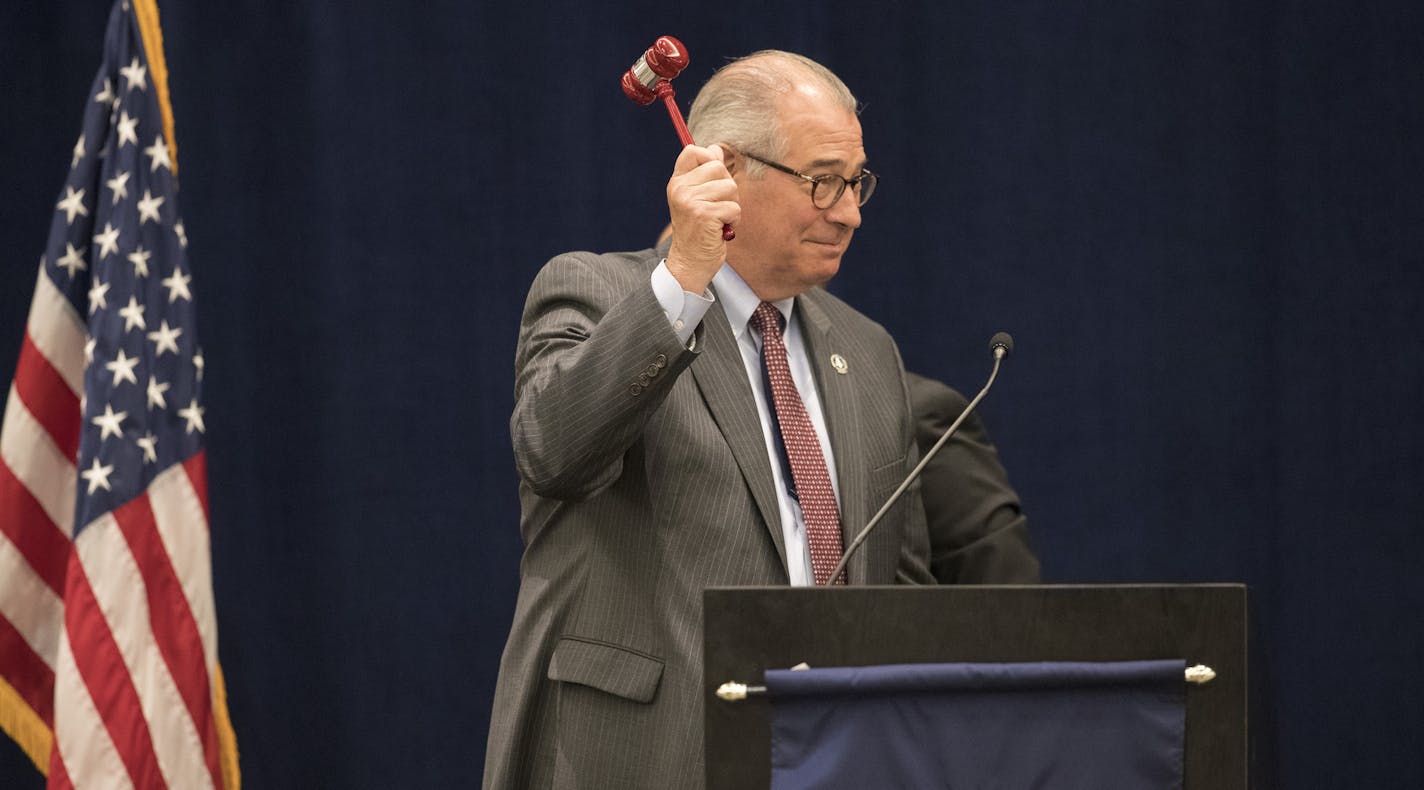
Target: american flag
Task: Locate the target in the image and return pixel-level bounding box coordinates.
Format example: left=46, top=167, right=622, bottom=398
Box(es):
left=0, top=1, right=239, bottom=787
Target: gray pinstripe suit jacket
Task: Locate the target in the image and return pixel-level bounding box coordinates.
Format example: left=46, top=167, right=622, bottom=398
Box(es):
left=484, top=247, right=934, bottom=790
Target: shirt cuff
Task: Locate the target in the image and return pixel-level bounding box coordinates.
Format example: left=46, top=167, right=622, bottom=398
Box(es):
left=651, top=260, right=715, bottom=346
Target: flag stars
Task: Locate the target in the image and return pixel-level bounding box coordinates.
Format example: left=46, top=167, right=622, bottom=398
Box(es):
left=81, top=457, right=116, bottom=494
left=56, top=186, right=89, bottom=224
left=161, top=269, right=192, bottom=303
left=72, top=134, right=87, bottom=168
left=120, top=58, right=147, bottom=91
left=136, top=190, right=165, bottom=224
left=128, top=245, right=152, bottom=277
left=146, top=376, right=171, bottom=410
left=56, top=243, right=88, bottom=279
left=193, top=350, right=204, bottom=382
left=144, top=136, right=171, bottom=172
left=105, top=349, right=140, bottom=387
left=88, top=280, right=110, bottom=314
left=94, top=77, right=115, bottom=106
left=137, top=432, right=158, bottom=464
left=118, top=297, right=147, bottom=332
left=174, top=221, right=188, bottom=249
left=84, top=338, right=98, bottom=364
left=116, top=111, right=139, bottom=148
left=147, top=320, right=182, bottom=356
left=107, top=170, right=131, bottom=204
left=95, top=222, right=121, bottom=258
left=92, top=403, right=128, bottom=440
left=178, top=399, right=205, bottom=434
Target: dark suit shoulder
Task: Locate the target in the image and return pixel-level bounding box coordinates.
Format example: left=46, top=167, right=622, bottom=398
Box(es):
left=905, top=371, right=971, bottom=428
left=904, top=371, right=1041, bottom=584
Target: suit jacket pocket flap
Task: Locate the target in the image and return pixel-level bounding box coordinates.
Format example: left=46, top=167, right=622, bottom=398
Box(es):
left=547, top=636, right=664, bottom=703
left=870, top=454, right=909, bottom=493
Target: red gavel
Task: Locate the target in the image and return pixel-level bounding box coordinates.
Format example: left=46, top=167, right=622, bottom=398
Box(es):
left=621, top=36, right=735, bottom=241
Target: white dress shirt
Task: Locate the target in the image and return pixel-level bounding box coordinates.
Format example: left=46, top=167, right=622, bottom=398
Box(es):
left=652, top=261, right=839, bottom=585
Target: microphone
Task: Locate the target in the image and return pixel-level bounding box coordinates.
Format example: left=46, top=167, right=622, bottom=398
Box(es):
left=990, top=331, right=1013, bottom=360
left=825, top=333, right=1015, bottom=585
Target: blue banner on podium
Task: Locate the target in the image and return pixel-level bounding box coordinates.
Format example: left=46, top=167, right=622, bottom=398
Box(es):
left=766, top=659, right=1185, bottom=790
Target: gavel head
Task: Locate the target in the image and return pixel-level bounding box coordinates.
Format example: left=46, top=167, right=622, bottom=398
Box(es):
left=620, top=36, right=690, bottom=105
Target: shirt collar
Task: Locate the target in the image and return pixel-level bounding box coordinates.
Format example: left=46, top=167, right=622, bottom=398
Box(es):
left=713, top=264, right=795, bottom=340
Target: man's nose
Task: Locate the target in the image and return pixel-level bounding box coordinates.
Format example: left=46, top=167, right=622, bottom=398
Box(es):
left=824, top=185, right=862, bottom=229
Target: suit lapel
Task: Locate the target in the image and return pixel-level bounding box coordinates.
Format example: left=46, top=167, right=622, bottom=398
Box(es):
left=689, top=297, right=789, bottom=573
left=797, top=292, right=870, bottom=584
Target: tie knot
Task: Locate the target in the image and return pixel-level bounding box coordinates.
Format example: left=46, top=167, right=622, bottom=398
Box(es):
left=750, top=301, right=786, bottom=339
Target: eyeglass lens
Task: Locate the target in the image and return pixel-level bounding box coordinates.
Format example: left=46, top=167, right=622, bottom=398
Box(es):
left=812, top=173, right=877, bottom=209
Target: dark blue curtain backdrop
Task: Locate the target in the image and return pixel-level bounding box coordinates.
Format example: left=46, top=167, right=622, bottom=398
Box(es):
left=2, top=1, right=1420, bottom=787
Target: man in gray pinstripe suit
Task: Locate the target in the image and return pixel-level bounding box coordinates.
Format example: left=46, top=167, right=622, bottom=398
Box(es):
left=484, top=51, right=937, bottom=789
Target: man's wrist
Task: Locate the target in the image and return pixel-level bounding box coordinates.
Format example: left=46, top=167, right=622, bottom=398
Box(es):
left=651, top=260, right=715, bottom=345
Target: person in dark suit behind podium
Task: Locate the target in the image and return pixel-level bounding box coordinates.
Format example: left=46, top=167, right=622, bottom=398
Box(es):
left=485, top=50, right=938, bottom=789
left=905, top=371, right=1041, bottom=584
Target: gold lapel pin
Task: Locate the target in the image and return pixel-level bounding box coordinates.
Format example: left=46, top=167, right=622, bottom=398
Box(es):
left=830, top=353, right=848, bottom=374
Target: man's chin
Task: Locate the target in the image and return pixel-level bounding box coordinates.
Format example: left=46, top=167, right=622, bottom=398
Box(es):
left=802, top=257, right=842, bottom=289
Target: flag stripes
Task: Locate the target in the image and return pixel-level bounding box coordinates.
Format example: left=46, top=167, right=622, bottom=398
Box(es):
left=146, top=464, right=218, bottom=662
left=0, top=600, right=55, bottom=721
left=2, top=387, right=78, bottom=542
left=74, top=511, right=216, bottom=789
left=45, top=747, right=73, bottom=790
left=111, top=487, right=221, bottom=786
left=24, top=270, right=88, bottom=399
left=0, top=461, right=70, bottom=594
left=14, top=335, right=82, bottom=461
left=60, top=551, right=166, bottom=786
left=52, top=633, right=130, bottom=789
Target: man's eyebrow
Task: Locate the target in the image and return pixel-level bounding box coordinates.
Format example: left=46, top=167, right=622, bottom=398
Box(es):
left=804, top=156, right=869, bottom=172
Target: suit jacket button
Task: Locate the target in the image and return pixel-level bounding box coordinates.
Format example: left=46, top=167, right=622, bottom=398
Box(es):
left=629, top=383, right=643, bottom=396
left=655, top=354, right=668, bottom=368
left=645, top=363, right=660, bottom=377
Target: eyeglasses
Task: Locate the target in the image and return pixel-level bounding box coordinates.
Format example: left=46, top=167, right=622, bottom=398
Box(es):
left=740, top=152, right=878, bottom=209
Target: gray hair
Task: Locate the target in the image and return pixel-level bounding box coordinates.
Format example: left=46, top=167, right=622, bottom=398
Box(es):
left=686, top=51, right=858, bottom=176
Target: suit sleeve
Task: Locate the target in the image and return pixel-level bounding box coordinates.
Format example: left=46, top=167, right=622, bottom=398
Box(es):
left=906, top=372, right=1042, bottom=584
left=511, top=252, right=701, bottom=501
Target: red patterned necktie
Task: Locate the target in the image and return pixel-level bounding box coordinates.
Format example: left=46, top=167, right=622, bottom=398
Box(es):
left=750, top=302, right=845, bottom=585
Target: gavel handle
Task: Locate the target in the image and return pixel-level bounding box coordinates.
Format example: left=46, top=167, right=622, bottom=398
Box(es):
left=655, top=82, right=735, bottom=241
left=656, top=83, right=694, bottom=146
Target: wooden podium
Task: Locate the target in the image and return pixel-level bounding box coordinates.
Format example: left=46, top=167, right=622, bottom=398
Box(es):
left=703, top=584, right=1247, bottom=789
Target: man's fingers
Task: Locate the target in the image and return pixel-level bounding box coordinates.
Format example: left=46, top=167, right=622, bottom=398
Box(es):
left=673, top=143, right=725, bottom=174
